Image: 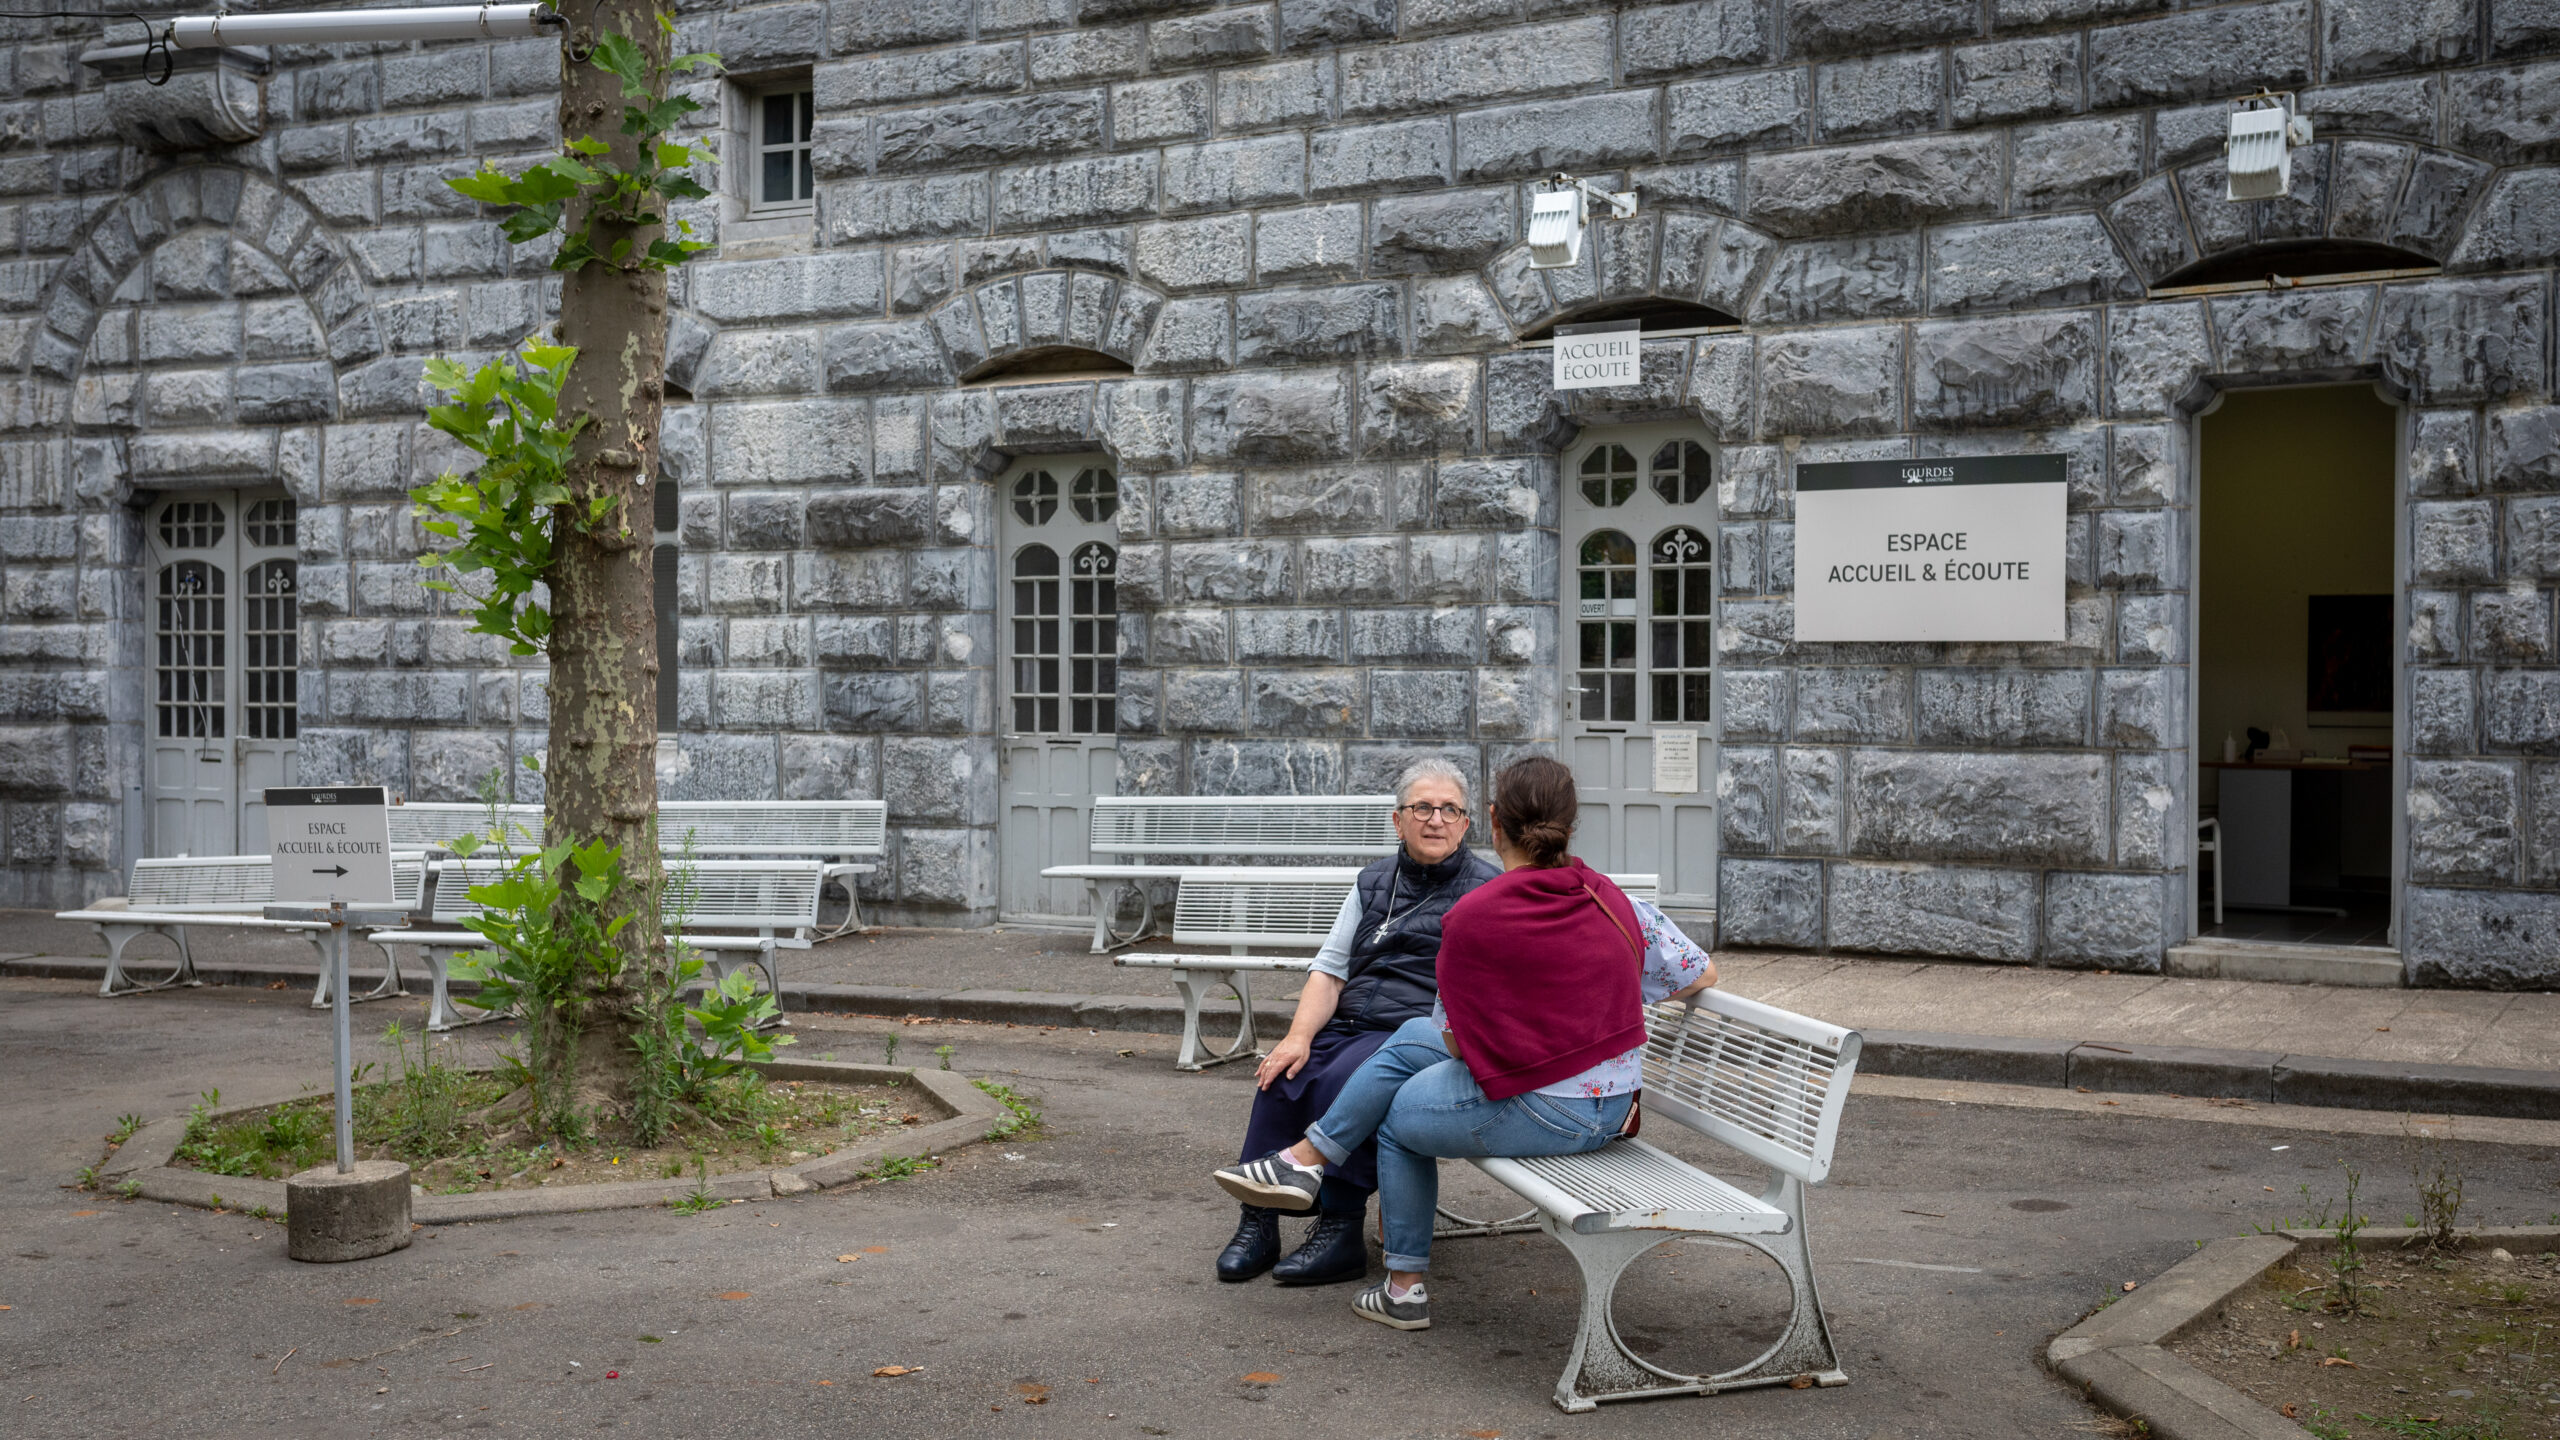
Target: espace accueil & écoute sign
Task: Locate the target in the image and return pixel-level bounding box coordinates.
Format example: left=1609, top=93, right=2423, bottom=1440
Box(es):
left=1793, top=454, right=2067, bottom=642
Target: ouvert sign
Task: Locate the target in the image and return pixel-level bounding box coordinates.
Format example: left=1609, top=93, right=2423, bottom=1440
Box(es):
left=1551, top=319, right=1640, bottom=390
left=1793, top=455, right=2068, bottom=642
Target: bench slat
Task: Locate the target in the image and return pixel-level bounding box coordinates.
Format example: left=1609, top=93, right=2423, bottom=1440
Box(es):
left=127, top=856, right=425, bottom=912
left=1475, top=1142, right=1790, bottom=1236
left=1091, top=796, right=1399, bottom=856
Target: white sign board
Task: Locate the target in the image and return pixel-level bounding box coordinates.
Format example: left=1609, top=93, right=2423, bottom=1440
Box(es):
left=264, top=785, right=395, bottom=905
left=1794, top=455, right=2068, bottom=642
left=1651, top=728, right=1699, bottom=794
left=1552, top=319, right=1640, bottom=391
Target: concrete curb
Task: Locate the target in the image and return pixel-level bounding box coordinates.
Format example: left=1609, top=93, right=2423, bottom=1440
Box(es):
left=101, top=1057, right=1007, bottom=1225
left=2049, top=1228, right=2560, bottom=1440
left=14, top=953, right=2555, bottom=1120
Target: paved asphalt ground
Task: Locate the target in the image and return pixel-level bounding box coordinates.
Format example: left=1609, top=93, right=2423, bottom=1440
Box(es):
left=5, top=975, right=2557, bottom=1440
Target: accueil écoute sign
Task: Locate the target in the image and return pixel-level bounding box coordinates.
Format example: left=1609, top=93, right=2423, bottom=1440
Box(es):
left=1551, top=320, right=1639, bottom=390
left=1793, top=454, right=2067, bottom=642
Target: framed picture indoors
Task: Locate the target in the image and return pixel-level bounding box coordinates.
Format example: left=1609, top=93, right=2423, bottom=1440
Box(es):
left=2306, top=593, right=2391, bottom=727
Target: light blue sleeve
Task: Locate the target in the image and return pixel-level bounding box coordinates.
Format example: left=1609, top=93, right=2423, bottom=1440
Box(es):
left=1633, top=897, right=1710, bottom=1004
left=1308, top=889, right=1362, bottom=981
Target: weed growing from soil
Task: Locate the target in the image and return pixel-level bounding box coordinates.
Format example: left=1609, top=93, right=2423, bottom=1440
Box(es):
left=975, top=1080, right=1043, bottom=1142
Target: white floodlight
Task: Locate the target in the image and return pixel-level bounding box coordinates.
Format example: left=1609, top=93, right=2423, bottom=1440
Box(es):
left=2225, top=92, right=2312, bottom=201
left=168, top=4, right=561, bottom=49
left=1526, top=173, right=1638, bottom=270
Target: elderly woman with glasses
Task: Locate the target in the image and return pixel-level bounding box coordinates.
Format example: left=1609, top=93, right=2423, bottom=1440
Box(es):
left=1212, top=758, right=1502, bottom=1289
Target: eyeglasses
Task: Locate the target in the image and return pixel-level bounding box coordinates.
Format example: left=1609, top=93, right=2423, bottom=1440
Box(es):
left=1397, top=803, right=1470, bottom=823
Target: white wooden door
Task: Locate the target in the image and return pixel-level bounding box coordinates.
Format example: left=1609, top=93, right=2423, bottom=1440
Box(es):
left=997, top=457, right=1120, bottom=923
left=1560, top=427, right=1719, bottom=909
left=146, top=490, right=299, bottom=857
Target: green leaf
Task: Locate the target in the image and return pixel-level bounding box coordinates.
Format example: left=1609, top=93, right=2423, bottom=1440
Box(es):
left=589, top=30, right=650, bottom=91
left=564, top=134, right=610, bottom=156
left=447, top=167, right=520, bottom=205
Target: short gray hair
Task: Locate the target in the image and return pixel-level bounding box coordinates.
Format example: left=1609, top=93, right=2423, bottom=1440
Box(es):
left=1393, top=758, right=1472, bottom=811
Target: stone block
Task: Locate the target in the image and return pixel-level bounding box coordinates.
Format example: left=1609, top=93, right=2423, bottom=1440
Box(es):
left=2533, top=759, right=2560, bottom=884
left=2489, top=405, right=2560, bottom=495
left=2105, top=301, right=2211, bottom=419
left=1360, top=361, right=1480, bottom=458
left=1713, top=857, right=1822, bottom=948
left=1217, top=57, right=1337, bottom=132
left=1746, top=134, right=2002, bottom=236
left=1349, top=607, right=1480, bottom=664
left=1253, top=204, right=1364, bottom=285
left=2413, top=500, right=2499, bottom=585
left=1720, top=746, right=1777, bottom=852
left=1667, top=67, right=1807, bottom=155
left=2098, top=667, right=2180, bottom=748
left=2393, top=151, right=2495, bottom=261
left=1339, top=19, right=1614, bottom=116
left=875, top=93, right=1102, bottom=175
left=1235, top=285, right=1401, bottom=364
left=2473, top=586, right=2556, bottom=662
left=1164, top=135, right=1305, bottom=214
left=2113, top=749, right=2176, bottom=870
left=1435, top=458, right=1545, bottom=529
left=821, top=175, right=989, bottom=245
left=2409, top=759, right=2521, bottom=884
left=1162, top=668, right=1247, bottom=732
left=821, top=43, right=1025, bottom=109
left=1251, top=465, right=1390, bottom=533
left=1281, top=0, right=1397, bottom=47
left=993, top=154, right=1159, bottom=232
left=711, top=400, right=867, bottom=487
left=1828, top=862, right=2039, bottom=963
left=1369, top=189, right=1514, bottom=275
left=823, top=319, right=951, bottom=393
left=1149, top=7, right=1275, bottom=66
left=1848, top=749, right=2110, bottom=865
left=1369, top=669, right=1469, bottom=737
left=1096, top=379, right=1187, bottom=471
left=1911, top=311, right=2099, bottom=430
left=286, top=1160, right=411, bottom=1263
left=1190, top=371, right=1351, bottom=465
left=1152, top=472, right=1242, bottom=538
left=1236, top=608, right=1345, bottom=663
left=1759, top=325, right=1902, bottom=436
left=0, top=724, right=72, bottom=798
left=1792, top=668, right=1909, bottom=743
left=2012, top=116, right=2144, bottom=213
left=2088, top=1, right=2312, bottom=109
left=1194, top=738, right=1345, bottom=796
left=1752, top=234, right=1921, bottom=325
left=1928, top=216, right=2138, bottom=315
left=2210, top=287, right=2374, bottom=378
left=1166, top=540, right=1293, bottom=605
left=1814, top=50, right=1942, bottom=142
left=1249, top=668, right=1364, bottom=734
left=2043, top=872, right=2164, bottom=967
left=2096, top=507, right=2180, bottom=589
left=882, top=735, right=994, bottom=825
left=805, top=488, right=930, bottom=549
left=2484, top=668, right=2560, bottom=754
left=1134, top=215, right=1252, bottom=294
left=2510, top=497, right=2560, bottom=585
left=1456, top=89, right=1660, bottom=182
left=2410, top=668, right=2477, bottom=754
left=2324, top=0, right=2475, bottom=81
left=2378, top=277, right=2548, bottom=406
left=2403, top=886, right=2560, bottom=988
left=1781, top=747, right=1843, bottom=854
left=1949, top=34, right=2081, bottom=126
left=1916, top=668, right=2090, bottom=747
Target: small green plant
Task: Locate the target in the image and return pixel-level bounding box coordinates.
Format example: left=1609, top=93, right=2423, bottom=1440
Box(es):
left=934, top=1044, right=954, bottom=1071
left=446, top=836, right=636, bottom=1138
left=116, top=1178, right=140, bottom=1199
left=870, top=1155, right=933, bottom=1181
left=2303, top=1410, right=2351, bottom=1440
left=975, top=1080, right=1043, bottom=1142
left=2327, top=1164, right=2369, bottom=1315
left=671, top=1155, right=722, bottom=1215
left=2363, top=1413, right=2510, bottom=1440
left=882, top=1033, right=901, bottom=1067
left=108, top=1113, right=145, bottom=1145
left=2410, top=1120, right=2467, bottom=1251
left=72, top=1164, right=98, bottom=1190
left=753, top=1121, right=786, bottom=1160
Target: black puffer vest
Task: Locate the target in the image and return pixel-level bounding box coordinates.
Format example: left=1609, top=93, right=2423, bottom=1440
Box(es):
left=1330, top=846, right=1503, bottom=1032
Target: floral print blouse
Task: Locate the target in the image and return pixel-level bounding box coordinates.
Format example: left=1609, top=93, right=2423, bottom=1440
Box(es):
left=1430, top=897, right=1713, bottom=1099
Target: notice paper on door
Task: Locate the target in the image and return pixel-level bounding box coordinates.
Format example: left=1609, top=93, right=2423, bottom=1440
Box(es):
left=1651, top=729, right=1699, bottom=794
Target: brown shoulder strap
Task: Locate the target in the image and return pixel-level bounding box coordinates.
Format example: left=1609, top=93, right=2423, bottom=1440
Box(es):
left=1581, top=883, right=1642, bottom=963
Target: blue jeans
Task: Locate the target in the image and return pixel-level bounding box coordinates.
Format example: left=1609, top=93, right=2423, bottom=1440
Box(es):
left=1304, top=1015, right=1631, bottom=1273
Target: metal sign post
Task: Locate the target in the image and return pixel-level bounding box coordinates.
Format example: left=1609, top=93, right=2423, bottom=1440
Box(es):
left=262, top=786, right=397, bottom=1174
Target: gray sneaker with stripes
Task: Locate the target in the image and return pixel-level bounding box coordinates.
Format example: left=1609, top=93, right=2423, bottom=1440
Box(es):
left=1212, top=1151, right=1322, bottom=1212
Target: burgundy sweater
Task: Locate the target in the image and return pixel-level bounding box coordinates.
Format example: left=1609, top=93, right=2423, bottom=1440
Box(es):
left=1436, top=857, right=1647, bottom=1102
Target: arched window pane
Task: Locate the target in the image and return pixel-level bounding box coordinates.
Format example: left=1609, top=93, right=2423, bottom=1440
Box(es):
left=1649, top=527, right=1713, bottom=724
left=243, top=560, right=299, bottom=739
left=1649, top=440, right=1712, bottom=505
left=1575, top=529, right=1636, bottom=722
left=1010, top=544, right=1063, bottom=733
left=244, top=497, right=297, bottom=548
left=1068, top=542, right=1117, bottom=735
left=158, top=499, right=226, bottom=550
left=156, top=560, right=226, bottom=738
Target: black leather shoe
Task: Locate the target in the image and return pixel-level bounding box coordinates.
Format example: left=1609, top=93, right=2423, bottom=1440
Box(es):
left=1272, top=1210, right=1368, bottom=1286
left=1216, top=1206, right=1281, bottom=1283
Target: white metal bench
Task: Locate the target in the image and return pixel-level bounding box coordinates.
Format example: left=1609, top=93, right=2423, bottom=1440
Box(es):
left=370, top=857, right=827, bottom=1031
left=1476, top=989, right=1861, bottom=1412
left=1044, top=795, right=1401, bottom=950
left=389, top=799, right=886, bottom=936
left=1113, top=869, right=1658, bottom=1073
left=55, top=855, right=426, bottom=999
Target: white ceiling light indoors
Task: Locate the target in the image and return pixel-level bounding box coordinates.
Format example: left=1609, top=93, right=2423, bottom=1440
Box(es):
left=2225, top=91, right=2312, bottom=202
left=1526, top=173, right=1638, bottom=270
left=165, top=4, right=561, bottom=49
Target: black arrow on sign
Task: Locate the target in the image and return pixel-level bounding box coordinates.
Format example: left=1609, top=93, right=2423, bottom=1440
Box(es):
left=313, top=865, right=349, bottom=877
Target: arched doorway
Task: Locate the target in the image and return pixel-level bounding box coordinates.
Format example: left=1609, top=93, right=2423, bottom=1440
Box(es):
left=997, top=454, right=1121, bottom=924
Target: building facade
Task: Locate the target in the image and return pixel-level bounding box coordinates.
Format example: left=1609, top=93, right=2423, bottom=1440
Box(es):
left=3, top=0, right=2558, bottom=987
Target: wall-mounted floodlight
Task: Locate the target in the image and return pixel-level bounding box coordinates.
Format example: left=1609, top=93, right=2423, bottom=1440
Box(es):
left=1526, top=173, right=1638, bottom=270
left=166, top=4, right=560, bottom=49
left=2225, top=91, right=2312, bottom=202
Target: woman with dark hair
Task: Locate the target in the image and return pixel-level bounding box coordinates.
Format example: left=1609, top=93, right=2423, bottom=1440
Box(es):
left=1213, top=754, right=1714, bottom=1329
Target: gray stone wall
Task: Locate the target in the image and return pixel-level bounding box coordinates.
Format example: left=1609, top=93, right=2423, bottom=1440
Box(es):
left=1, top=0, right=2557, bottom=982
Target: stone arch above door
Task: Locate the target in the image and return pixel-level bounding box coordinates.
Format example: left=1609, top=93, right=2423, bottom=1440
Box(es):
left=762, top=268, right=1167, bottom=399
left=2104, top=144, right=2496, bottom=288
left=1480, top=209, right=1773, bottom=339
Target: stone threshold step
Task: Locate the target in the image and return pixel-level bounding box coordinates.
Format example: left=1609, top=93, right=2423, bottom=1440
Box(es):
left=12, top=955, right=2551, bottom=1122
left=2166, top=938, right=2402, bottom=987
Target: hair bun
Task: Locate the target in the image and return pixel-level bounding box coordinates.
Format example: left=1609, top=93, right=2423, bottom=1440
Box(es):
left=1492, top=755, right=1580, bottom=867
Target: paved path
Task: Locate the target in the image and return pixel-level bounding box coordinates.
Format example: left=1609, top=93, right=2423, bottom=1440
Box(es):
left=6, top=975, right=2558, bottom=1440
left=9, top=908, right=2554, bottom=1071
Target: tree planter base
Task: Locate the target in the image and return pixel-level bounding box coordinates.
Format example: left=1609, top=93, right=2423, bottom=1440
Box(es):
left=287, top=1160, right=413, bottom=1262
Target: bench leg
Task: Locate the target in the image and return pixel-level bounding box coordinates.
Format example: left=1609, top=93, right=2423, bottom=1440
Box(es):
left=422, top=948, right=506, bottom=1032
left=309, top=933, right=407, bottom=1009
left=1086, top=881, right=1110, bottom=953
left=1542, top=1176, right=1847, bottom=1412
left=92, top=923, right=200, bottom=997
left=1097, top=881, right=1156, bottom=952
left=1165, top=967, right=1259, bottom=1072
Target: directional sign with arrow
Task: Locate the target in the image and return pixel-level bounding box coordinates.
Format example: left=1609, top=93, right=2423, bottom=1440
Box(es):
left=263, top=786, right=395, bottom=905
